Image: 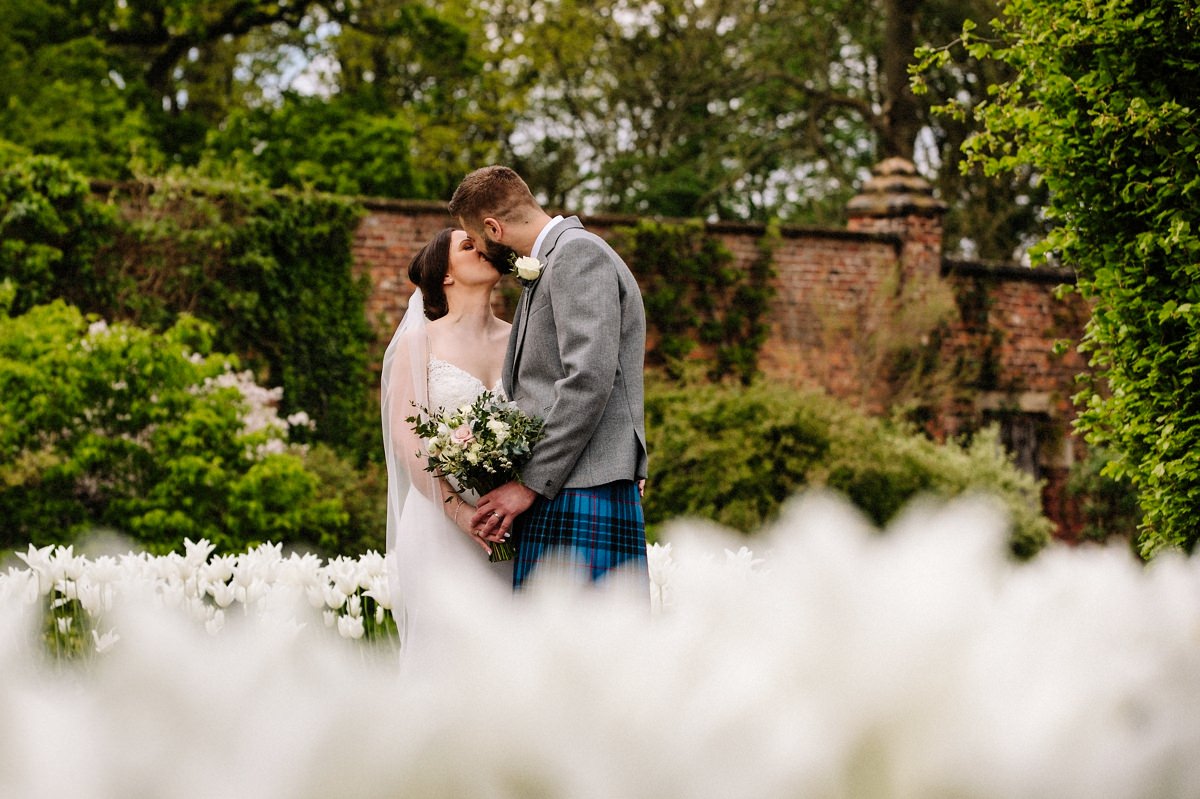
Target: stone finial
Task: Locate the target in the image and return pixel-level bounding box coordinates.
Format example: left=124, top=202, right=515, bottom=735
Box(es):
left=846, top=157, right=947, bottom=218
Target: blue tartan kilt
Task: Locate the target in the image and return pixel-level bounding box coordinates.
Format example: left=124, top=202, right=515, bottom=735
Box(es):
left=512, top=480, right=648, bottom=590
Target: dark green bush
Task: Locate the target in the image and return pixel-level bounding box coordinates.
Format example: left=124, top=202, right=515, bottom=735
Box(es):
left=643, top=379, right=832, bottom=533
left=301, top=444, right=387, bottom=557
left=0, top=155, right=117, bottom=314
left=644, top=379, right=1052, bottom=558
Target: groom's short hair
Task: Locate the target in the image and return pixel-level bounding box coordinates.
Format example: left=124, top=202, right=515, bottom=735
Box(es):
left=448, top=165, right=540, bottom=225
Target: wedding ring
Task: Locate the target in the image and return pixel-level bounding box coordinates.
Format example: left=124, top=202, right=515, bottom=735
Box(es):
left=491, top=511, right=500, bottom=519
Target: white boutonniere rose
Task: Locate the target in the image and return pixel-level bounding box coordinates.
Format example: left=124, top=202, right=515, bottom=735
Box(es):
left=514, top=255, right=543, bottom=283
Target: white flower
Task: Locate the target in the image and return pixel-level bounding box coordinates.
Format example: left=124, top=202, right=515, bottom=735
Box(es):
left=514, top=255, right=543, bottom=282
left=210, top=580, right=236, bottom=608
left=487, top=418, right=510, bottom=442
left=337, top=614, right=365, bottom=640
left=304, top=584, right=326, bottom=609
left=91, top=628, right=120, bottom=653
left=323, top=584, right=348, bottom=610
left=285, top=411, right=314, bottom=430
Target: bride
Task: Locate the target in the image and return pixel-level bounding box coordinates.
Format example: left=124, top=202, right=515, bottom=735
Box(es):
left=381, top=228, right=513, bottom=657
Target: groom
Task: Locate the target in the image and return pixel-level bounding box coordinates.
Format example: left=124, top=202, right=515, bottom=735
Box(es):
left=449, top=166, right=649, bottom=591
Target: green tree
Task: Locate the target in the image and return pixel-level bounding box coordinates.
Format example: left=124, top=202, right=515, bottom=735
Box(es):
left=0, top=0, right=505, bottom=192
left=0, top=2, right=151, bottom=177
left=476, top=0, right=1035, bottom=259
left=0, top=0, right=1042, bottom=259
left=931, top=1, right=1200, bottom=555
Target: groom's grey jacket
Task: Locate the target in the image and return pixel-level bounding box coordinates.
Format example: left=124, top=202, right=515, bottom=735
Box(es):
left=503, top=216, right=648, bottom=501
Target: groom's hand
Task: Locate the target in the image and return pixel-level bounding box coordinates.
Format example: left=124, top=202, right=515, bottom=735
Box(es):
left=472, top=482, right=538, bottom=541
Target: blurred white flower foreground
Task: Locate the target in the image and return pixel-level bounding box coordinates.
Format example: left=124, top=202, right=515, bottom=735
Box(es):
left=4, top=491, right=1200, bottom=798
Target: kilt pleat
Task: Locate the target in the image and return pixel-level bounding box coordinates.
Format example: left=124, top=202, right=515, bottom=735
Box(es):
left=512, top=480, right=648, bottom=590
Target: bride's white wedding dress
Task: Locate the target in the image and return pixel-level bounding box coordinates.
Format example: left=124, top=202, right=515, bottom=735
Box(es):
left=382, top=324, right=513, bottom=661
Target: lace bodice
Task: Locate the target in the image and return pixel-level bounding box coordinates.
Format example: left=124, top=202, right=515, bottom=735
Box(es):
left=427, top=357, right=504, bottom=413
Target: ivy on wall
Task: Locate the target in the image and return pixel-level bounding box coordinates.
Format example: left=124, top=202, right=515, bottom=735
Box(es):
left=98, top=169, right=373, bottom=460
left=615, top=219, right=777, bottom=384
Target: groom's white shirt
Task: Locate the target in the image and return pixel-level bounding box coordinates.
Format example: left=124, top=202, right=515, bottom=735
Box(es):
left=530, top=215, right=564, bottom=259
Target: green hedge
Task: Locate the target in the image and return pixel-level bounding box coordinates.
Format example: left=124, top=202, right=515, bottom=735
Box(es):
left=644, top=379, right=1052, bottom=558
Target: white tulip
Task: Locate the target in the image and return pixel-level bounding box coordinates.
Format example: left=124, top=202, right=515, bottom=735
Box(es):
left=323, top=584, right=348, bottom=611
left=336, top=614, right=365, bottom=640
left=91, top=628, right=119, bottom=653
left=210, top=580, right=236, bottom=609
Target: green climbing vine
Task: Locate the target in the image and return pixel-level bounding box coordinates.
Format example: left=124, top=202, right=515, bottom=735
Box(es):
left=616, top=219, right=777, bottom=384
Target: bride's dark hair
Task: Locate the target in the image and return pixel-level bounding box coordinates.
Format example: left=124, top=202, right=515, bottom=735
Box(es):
left=407, top=227, right=454, bottom=320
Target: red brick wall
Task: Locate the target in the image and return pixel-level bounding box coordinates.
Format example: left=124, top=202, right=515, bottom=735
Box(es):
left=353, top=198, right=1092, bottom=538
left=354, top=200, right=456, bottom=337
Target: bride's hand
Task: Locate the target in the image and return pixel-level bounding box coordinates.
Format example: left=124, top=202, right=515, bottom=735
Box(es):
left=452, top=497, right=493, bottom=554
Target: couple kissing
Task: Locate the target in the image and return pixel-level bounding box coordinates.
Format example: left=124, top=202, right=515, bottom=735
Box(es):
left=381, top=165, right=649, bottom=657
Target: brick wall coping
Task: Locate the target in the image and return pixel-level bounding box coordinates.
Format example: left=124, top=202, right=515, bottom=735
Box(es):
left=92, top=183, right=905, bottom=253
left=942, top=258, right=1077, bottom=286
left=359, top=195, right=904, bottom=248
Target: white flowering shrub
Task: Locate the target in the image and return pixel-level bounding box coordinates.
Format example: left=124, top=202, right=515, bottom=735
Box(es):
left=0, top=296, right=349, bottom=553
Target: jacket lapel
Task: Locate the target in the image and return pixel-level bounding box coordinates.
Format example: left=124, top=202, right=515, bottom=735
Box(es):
left=508, top=217, right=584, bottom=388
left=510, top=282, right=535, bottom=379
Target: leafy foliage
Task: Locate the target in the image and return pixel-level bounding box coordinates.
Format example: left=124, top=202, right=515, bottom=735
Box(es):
left=928, top=1, right=1200, bottom=555
left=201, top=95, right=423, bottom=198
left=0, top=0, right=1039, bottom=259
left=0, top=155, right=117, bottom=314
left=0, top=296, right=365, bottom=554
left=616, top=219, right=776, bottom=383
left=1066, top=446, right=1142, bottom=550
left=643, top=379, right=1052, bottom=558
left=0, top=0, right=508, bottom=194
left=163, top=178, right=374, bottom=458
left=0, top=156, right=375, bottom=460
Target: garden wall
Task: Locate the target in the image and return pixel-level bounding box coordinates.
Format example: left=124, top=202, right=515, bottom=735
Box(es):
left=352, top=160, right=1092, bottom=539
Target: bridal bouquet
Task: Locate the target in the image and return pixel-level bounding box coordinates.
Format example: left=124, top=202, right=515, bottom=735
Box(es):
left=407, top=391, right=545, bottom=562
